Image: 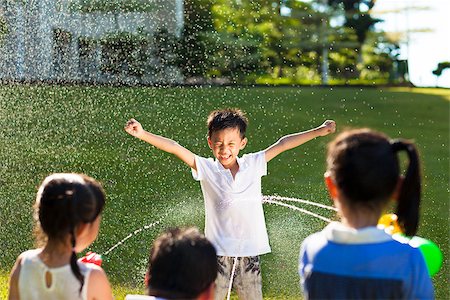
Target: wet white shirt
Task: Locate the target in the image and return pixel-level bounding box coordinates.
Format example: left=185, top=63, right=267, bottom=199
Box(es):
left=192, top=151, right=271, bottom=256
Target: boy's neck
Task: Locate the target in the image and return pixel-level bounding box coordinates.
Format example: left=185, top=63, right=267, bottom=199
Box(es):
left=221, top=160, right=240, bottom=179
left=229, top=162, right=239, bottom=179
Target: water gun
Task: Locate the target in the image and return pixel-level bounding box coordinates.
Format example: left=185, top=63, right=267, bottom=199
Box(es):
left=78, top=251, right=103, bottom=267
left=378, top=214, right=443, bottom=277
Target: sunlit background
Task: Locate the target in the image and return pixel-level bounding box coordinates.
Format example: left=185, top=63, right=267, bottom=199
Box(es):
left=1, top=0, right=448, bottom=87
left=373, top=0, right=450, bottom=88
left=0, top=1, right=448, bottom=299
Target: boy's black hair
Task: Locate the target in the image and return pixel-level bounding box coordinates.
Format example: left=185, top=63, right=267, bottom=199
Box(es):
left=327, top=129, right=421, bottom=236
left=207, top=108, right=248, bottom=139
left=35, top=173, right=105, bottom=294
left=147, top=227, right=218, bottom=299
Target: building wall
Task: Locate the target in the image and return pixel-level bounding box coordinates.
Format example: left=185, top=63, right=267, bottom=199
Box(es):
left=0, top=3, right=26, bottom=79
left=0, top=0, right=184, bottom=83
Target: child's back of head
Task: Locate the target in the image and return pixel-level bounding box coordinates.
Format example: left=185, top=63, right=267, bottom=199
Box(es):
left=146, top=227, right=217, bottom=299
left=326, top=128, right=421, bottom=235
left=36, top=173, right=105, bottom=242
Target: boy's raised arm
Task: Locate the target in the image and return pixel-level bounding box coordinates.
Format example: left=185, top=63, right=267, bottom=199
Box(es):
left=264, top=120, right=336, bottom=162
left=125, top=118, right=197, bottom=170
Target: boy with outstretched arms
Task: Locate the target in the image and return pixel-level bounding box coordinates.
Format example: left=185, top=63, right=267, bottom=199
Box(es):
left=125, top=108, right=336, bottom=300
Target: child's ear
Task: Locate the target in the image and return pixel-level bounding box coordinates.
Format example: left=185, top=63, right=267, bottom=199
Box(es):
left=76, top=223, right=89, bottom=237
left=324, top=173, right=339, bottom=200
left=240, top=137, right=248, bottom=149
left=207, top=136, right=213, bottom=149
left=198, top=282, right=215, bottom=300
left=144, top=271, right=150, bottom=287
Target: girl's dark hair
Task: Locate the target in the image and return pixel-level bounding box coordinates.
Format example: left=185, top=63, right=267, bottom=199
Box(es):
left=207, top=108, right=248, bottom=139
left=147, top=227, right=218, bottom=299
left=34, top=173, right=106, bottom=293
left=326, top=129, right=421, bottom=236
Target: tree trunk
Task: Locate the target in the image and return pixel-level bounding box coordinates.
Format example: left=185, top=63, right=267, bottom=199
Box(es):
left=321, top=47, right=328, bottom=85
left=114, top=13, right=120, bottom=31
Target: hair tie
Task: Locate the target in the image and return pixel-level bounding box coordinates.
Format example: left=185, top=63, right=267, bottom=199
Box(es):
left=391, top=139, right=406, bottom=152
left=391, top=139, right=416, bottom=159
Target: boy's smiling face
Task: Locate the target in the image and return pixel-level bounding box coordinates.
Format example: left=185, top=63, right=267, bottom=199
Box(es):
left=208, top=127, right=247, bottom=170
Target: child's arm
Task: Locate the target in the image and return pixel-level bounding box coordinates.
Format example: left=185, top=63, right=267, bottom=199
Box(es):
left=88, top=268, right=114, bottom=300
left=8, top=255, right=22, bottom=300
left=264, top=120, right=336, bottom=162
left=125, top=118, right=196, bottom=170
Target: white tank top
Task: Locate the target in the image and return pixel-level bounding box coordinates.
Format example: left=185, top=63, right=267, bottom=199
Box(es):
left=18, top=249, right=94, bottom=300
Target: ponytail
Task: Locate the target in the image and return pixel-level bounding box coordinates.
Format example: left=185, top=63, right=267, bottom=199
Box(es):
left=391, top=139, right=421, bottom=236
left=70, top=229, right=85, bottom=294
left=67, top=187, right=85, bottom=295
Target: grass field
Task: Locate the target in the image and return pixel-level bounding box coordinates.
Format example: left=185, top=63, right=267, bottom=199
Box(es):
left=0, top=85, right=448, bottom=299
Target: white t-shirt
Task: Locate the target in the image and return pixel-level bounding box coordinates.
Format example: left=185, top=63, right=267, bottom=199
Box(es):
left=192, top=151, right=271, bottom=256
left=18, top=249, right=98, bottom=300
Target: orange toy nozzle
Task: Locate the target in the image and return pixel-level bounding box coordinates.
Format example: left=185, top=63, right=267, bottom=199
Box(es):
left=378, top=213, right=403, bottom=235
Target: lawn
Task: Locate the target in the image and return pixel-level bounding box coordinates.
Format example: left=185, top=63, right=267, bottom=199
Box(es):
left=0, top=85, right=448, bottom=299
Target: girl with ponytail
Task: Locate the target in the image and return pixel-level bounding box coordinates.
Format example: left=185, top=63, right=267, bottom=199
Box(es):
left=8, top=173, right=113, bottom=300
left=299, top=129, right=433, bottom=299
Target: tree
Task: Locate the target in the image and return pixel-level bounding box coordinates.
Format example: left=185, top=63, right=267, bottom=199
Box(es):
left=150, top=28, right=180, bottom=81
left=209, top=0, right=318, bottom=82
left=289, top=0, right=361, bottom=84
left=0, top=12, right=6, bottom=45
left=202, top=30, right=262, bottom=82
left=180, top=0, right=399, bottom=85
left=206, top=0, right=277, bottom=81
left=177, top=0, right=214, bottom=78
left=100, top=31, right=149, bottom=79
left=327, top=0, right=381, bottom=72
left=273, top=0, right=318, bottom=79
left=359, top=32, right=400, bottom=83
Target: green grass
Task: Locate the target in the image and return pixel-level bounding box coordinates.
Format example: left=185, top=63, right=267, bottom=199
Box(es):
left=0, top=85, right=448, bottom=299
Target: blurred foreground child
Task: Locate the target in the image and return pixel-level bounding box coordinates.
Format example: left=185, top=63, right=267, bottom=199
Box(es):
left=299, top=129, right=434, bottom=299
left=126, top=227, right=217, bottom=300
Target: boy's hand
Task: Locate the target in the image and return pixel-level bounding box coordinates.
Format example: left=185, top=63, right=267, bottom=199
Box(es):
left=319, top=120, right=336, bottom=136
left=125, top=118, right=144, bottom=138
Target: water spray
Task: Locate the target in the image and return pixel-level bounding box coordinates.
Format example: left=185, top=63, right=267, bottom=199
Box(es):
left=102, top=200, right=187, bottom=257
left=263, top=195, right=337, bottom=211
left=263, top=197, right=333, bottom=223
left=227, top=257, right=239, bottom=300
